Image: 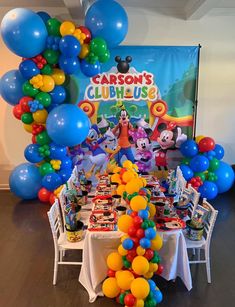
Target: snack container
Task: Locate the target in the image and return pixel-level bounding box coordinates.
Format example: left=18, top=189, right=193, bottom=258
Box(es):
left=66, top=221, right=84, bottom=242
left=186, top=220, right=204, bottom=241
left=115, top=205, right=127, bottom=216
left=174, top=203, right=190, bottom=220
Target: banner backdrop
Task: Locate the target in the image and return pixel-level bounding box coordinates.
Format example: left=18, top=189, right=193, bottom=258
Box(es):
left=69, top=46, right=199, bottom=176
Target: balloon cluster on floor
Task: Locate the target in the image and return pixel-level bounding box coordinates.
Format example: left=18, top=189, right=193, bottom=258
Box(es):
left=103, top=161, right=163, bottom=307
left=180, top=136, right=234, bottom=200
left=0, top=1, right=128, bottom=200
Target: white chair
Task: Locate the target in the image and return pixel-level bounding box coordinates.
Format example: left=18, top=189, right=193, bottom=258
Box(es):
left=58, top=186, right=67, bottom=229
left=187, top=184, right=201, bottom=218
left=175, top=167, right=187, bottom=197
left=47, top=200, right=84, bottom=285
left=185, top=200, right=218, bottom=283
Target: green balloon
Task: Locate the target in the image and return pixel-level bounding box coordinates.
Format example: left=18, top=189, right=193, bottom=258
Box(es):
left=41, top=64, right=53, bottom=75
left=123, top=259, right=131, bottom=268
left=22, top=81, right=39, bottom=97
left=39, top=162, right=55, bottom=176
left=194, top=172, right=206, bottom=181
left=148, top=220, right=155, bottom=228
left=151, top=256, right=159, bottom=263
left=90, top=38, right=107, bottom=56
left=36, top=92, right=51, bottom=107
left=36, top=131, right=51, bottom=146
left=141, top=221, right=149, bottom=229
left=182, top=157, right=191, bottom=166
left=86, top=53, right=99, bottom=64
left=46, top=18, right=61, bottom=36
left=209, top=158, right=220, bottom=172
left=43, top=49, right=60, bottom=65
left=207, top=172, right=217, bottom=182
left=21, top=112, right=33, bottom=124
left=99, top=49, right=110, bottom=63
left=123, top=191, right=127, bottom=199
left=119, top=293, right=125, bottom=305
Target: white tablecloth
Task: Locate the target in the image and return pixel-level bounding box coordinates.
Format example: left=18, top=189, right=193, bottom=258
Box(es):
left=79, top=228, right=192, bottom=303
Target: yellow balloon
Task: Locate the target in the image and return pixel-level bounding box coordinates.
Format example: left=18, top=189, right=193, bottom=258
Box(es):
left=151, top=234, right=163, bottom=251
left=136, top=246, right=145, bottom=256
left=144, top=272, right=153, bottom=279
left=79, top=43, right=90, bottom=59
left=113, top=166, right=122, bottom=173
left=107, top=252, right=123, bottom=271
left=23, top=123, right=33, bottom=133
left=125, top=179, right=141, bottom=195
left=60, top=21, right=75, bottom=36
left=195, top=135, right=205, bottom=144
left=111, top=173, right=121, bottom=184
left=123, top=160, right=133, bottom=169
left=148, top=203, right=156, bottom=219
left=134, top=299, right=144, bottom=307
left=130, top=278, right=150, bottom=299
left=116, top=184, right=126, bottom=196
left=130, top=195, right=147, bottom=212
left=117, top=215, right=134, bottom=233
left=40, top=75, right=55, bottom=92
left=116, top=270, right=134, bottom=290
left=102, top=277, right=120, bottom=298
left=149, top=262, right=158, bottom=273
left=122, top=170, right=135, bottom=183
left=33, top=109, right=48, bottom=124
left=118, top=244, right=128, bottom=256
left=132, top=256, right=149, bottom=275
left=140, top=177, right=147, bottom=187
left=51, top=68, right=65, bottom=85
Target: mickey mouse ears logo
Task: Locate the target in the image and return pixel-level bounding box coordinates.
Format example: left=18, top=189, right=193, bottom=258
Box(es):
left=115, top=55, right=132, bottom=73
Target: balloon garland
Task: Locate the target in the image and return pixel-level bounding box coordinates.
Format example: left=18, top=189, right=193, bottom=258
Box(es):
left=103, top=161, right=164, bottom=307
left=0, top=1, right=129, bottom=201
left=180, top=136, right=234, bottom=199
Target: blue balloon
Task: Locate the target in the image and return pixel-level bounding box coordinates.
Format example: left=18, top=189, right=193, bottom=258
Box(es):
left=80, top=60, right=101, bottom=77
left=50, top=143, right=67, bottom=159
left=139, top=238, right=151, bottom=249
left=180, top=140, right=198, bottom=158
left=60, top=156, right=72, bottom=169
left=19, top=60, right=40, bottom=80
left=59, top=35, right=81, bottom=58
left=148, top=280, right=156, bottom=291
left=214, top=161, right=235, bottom=193
left=85, top=0, right=128, bottom=48
left=46, top=104, right=90, bottom=146
left=153, top=290, right=163, bottom=304
left=180, top=164, right=194, bottom=181
left=9, top=163, right=42, bottom=199
left=198, top=181, right=218, bottom=200
left=37, top=11, right=51, bottom=23
left=24, top=144, right=43, bottom=163
left=189, top=155, right=209, bottom=172
left=42, top=173, right=62, bottom=191
left=138, top=209, right=149, bottom=220
left=58, top=168, right=72, bottom=183
left=46, top=103, right=59, bottom=113
left=59, top=55, right=80, bottom=75
left=214, top=144, right=225, bottom=160
left=49, top=86, right=66, bottom=104
left=1, top=8, right=47, bottom=57
left=0, top=69, right=25, bottom=105
left=122, top=238, right=134, bottom=250
left=126, top=209, right=132, bottom=215
left=145, top=228, right=157, bottom=240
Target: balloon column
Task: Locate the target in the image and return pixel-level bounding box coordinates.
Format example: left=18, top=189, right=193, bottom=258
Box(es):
left=0, top=2, right=129, bottom=200
left=103, top=161, right=164, bottom=307
left=180, top=136, right=234, bottom=200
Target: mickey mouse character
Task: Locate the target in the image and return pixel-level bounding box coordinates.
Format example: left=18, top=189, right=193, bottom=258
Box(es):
left=115, top=56, right=132, bottom=73
left=153, top=122, right=187, bottom=170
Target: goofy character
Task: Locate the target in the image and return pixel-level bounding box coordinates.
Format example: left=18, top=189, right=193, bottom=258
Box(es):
left=112, top=102, right=135, bottom=165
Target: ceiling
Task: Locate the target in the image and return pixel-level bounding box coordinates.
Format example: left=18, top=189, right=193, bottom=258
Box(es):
left=0, top=0, right=235, bottom=20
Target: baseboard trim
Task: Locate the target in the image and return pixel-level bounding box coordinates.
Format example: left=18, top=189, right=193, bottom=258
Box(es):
left=0, top=184, right=10, bottom=190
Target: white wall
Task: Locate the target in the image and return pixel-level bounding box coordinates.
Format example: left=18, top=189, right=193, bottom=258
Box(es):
left=1, top=7, right=235, bottom=186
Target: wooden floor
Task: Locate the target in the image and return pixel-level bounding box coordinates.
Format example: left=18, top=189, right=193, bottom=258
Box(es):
left=0, top=187, right=235, bottom=307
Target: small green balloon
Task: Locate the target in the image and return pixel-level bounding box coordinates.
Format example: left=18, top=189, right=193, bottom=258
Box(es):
left=141, top=221, right=149, bottom=229
left=36, top=92, right=51, bottom=107
left=46, top=18, right=61, bottom=36
left=194, top=172, right=206, bottom=181
left=21, top=112, right=33, bottom=124
left=22, top=81, right=39, bottom=97
left=123, top=259, right=131, bottom=268
left=41, top=64, right=53, bottom=75
left=99, top=49, right=110, bottom=63
left=39, top=162, right=55, bottom=176
left=151, top=256, right=159, bottom=264
left=36, top=131, right=51, bottom=146
left=182, top=157, right=191, bottom=166
left=90, top=38, right=107, bottom=56
left=209, top=158, right=220, bottom=172
left=119, top=293, right=125, bottom=305
left=148, top=220, right=155, bottom=228
left=43, top=49, right=60, bottom=65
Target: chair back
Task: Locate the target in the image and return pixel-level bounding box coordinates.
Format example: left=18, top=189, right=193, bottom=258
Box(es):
left=202, top=199, right=218, bottom=246
left=175, top=167, right=187, bottom=196
left=58, top=186, right=67, bottom=229
left=47, top=200, right=64, bottom=251
left=187, top=184, right=200, bottom=218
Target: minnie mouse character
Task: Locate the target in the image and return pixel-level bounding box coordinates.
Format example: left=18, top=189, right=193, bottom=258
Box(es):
left=129, top=127, right=153, bottom=174
left=153, top=122, right=187, bottom=170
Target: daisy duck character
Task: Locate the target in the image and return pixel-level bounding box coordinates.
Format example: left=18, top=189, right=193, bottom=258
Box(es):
left=129, top=127, right=153, bottom=174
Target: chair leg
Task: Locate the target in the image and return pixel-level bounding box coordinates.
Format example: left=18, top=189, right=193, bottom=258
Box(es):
left=205, top=248, right=211, bottom=283
left=53, top=251, right=59, bottom=285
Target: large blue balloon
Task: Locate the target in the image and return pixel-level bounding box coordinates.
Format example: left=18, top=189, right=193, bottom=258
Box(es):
left=49, top=86, right=66, bottom=104
left=198, top=181, right=218, bottom=200
left=59, top=55, right=80, bottom=75
left=42, top=173, right=62, bottom=191
left=59, top=35, right=81, bottom=58
left=214, top=161, right=235, bottom=193
left=180, top=164, right=194, bottom=181
left=24, top=144, right=43, bottom=163
left=60, top=157, right=72, bottom=169
left=0, top=70, right=25, bottom=106
left=190, top=155, right=209, bottom=172
left=19, top=60, right=40, bottom=80
left=81, top=60, right=101, bottom=77
left=85, top=0, right=128, bottom=48
left=37, top=11, right=51, bottom=24
left=214, top=144, right=225, bottom=160
left=1, top=8, right=47, bottom=57
left=46, top=104, right=90, bottom=146
left=58, top=168, right=72, bottom=183
left=50, top=143, right=67, bottom=159
left=9, top=163, right=42, bottom=199
left=180, top=140, right=198, bottom=158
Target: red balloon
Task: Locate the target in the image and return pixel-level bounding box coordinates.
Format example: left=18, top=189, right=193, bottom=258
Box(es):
left=126, top=253, right=135, bottom=262
left=49, top=193, right=57, bottom=205
left=131, top=237, right=139, bottom=247
left=12, top=104, right=23, bottom=120
left=32, top=135, right=36, bottom=144
left=124, top=293, right=136, bottom=307
left=136, top=228, right=145, bottom=239
left=107, top=269, right=116, bottom=277
left=128, top=248, right=137, bottom=258
left=198, top=137, right=215, bottom=152
left=78, top=26, right=91, bottom=43
left=38, top=188, right=51, bottom=202
left=133, top=216, right=143, bottom=226
left=128, top=225, right=138, bottom=237
left=130, top=211, right=138, bottom=218
left=19, top=96, right=33, bottom=112
left=156, top=264, right=164, bottom=275
left=144, top=249, right=154, bottom=260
